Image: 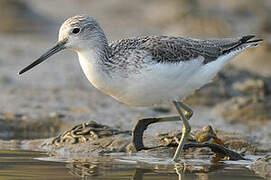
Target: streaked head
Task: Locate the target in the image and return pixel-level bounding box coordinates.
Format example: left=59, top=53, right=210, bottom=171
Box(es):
left=18, top=15, right=106, bottom=75
left=59, top=15, right=106, bottom=51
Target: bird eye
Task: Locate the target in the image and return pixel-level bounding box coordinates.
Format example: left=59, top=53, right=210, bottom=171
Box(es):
left=72, top=28, right=80, bottom=34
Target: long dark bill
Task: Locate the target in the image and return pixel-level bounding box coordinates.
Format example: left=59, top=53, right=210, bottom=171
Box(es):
left=18, top=41, right=66, bottom=75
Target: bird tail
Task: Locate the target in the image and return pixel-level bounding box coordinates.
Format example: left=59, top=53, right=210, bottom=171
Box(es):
left=222, top=35, right=263, bottom=54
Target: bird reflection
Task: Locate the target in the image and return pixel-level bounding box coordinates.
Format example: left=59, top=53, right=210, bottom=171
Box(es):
left=65, top=158, right=226, bottom=179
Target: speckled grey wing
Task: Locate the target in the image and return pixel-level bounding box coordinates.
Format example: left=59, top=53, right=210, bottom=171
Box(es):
left=138, top=35, right=260, bottom=64
left=110, top=37, right=151, bottom=57
left=109, top=36, right=153, bottom=67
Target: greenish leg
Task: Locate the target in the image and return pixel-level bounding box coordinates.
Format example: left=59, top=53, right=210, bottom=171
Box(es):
left=172, top=101, right=192, bottom=162
left=178, top=101, right=193, bottom=120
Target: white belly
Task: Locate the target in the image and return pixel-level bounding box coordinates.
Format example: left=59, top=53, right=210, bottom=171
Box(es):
left=78, top=52, right=238, bottom=107
left=111, top=59, right=203, bottom=106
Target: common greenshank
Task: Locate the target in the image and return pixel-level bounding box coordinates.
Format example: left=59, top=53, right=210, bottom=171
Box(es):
left=18, top=15, right=263, bottom=162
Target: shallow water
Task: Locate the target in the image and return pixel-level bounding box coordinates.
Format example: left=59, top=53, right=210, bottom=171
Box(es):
left=0, top=149, right=264, bottom=180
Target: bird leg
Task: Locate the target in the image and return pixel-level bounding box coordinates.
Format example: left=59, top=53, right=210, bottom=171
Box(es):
left=172, top=101, right=192, bottom=162
left=177, top=101, right=193, bottom=120
left=132, top=101, right=193, bottom=154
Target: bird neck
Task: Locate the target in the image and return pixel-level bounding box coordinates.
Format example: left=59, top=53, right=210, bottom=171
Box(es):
left=77, top=41, right=114, bottom=95
left=84, top=36, right=111, bottom=63
left=77, top=35, right=112, bottom=76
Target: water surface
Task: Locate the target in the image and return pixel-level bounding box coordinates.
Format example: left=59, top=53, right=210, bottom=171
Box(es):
left=0, top=149, right=264, bottom=180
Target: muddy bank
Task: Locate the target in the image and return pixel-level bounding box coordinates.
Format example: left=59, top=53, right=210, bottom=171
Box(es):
left=0, top=121, right=268, bottom=178
left=14, top=121, right=266, bottom=160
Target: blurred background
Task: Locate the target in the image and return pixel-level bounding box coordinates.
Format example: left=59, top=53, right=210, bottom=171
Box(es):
left=0, top=0, right=271, bottom=141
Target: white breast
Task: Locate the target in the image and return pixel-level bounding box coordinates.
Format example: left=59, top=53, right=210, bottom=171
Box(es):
left=77, top=51, right=111, bottom=92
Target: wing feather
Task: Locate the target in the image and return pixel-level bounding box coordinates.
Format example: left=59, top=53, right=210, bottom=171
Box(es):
left=109, top=35, right=262, bottom=64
